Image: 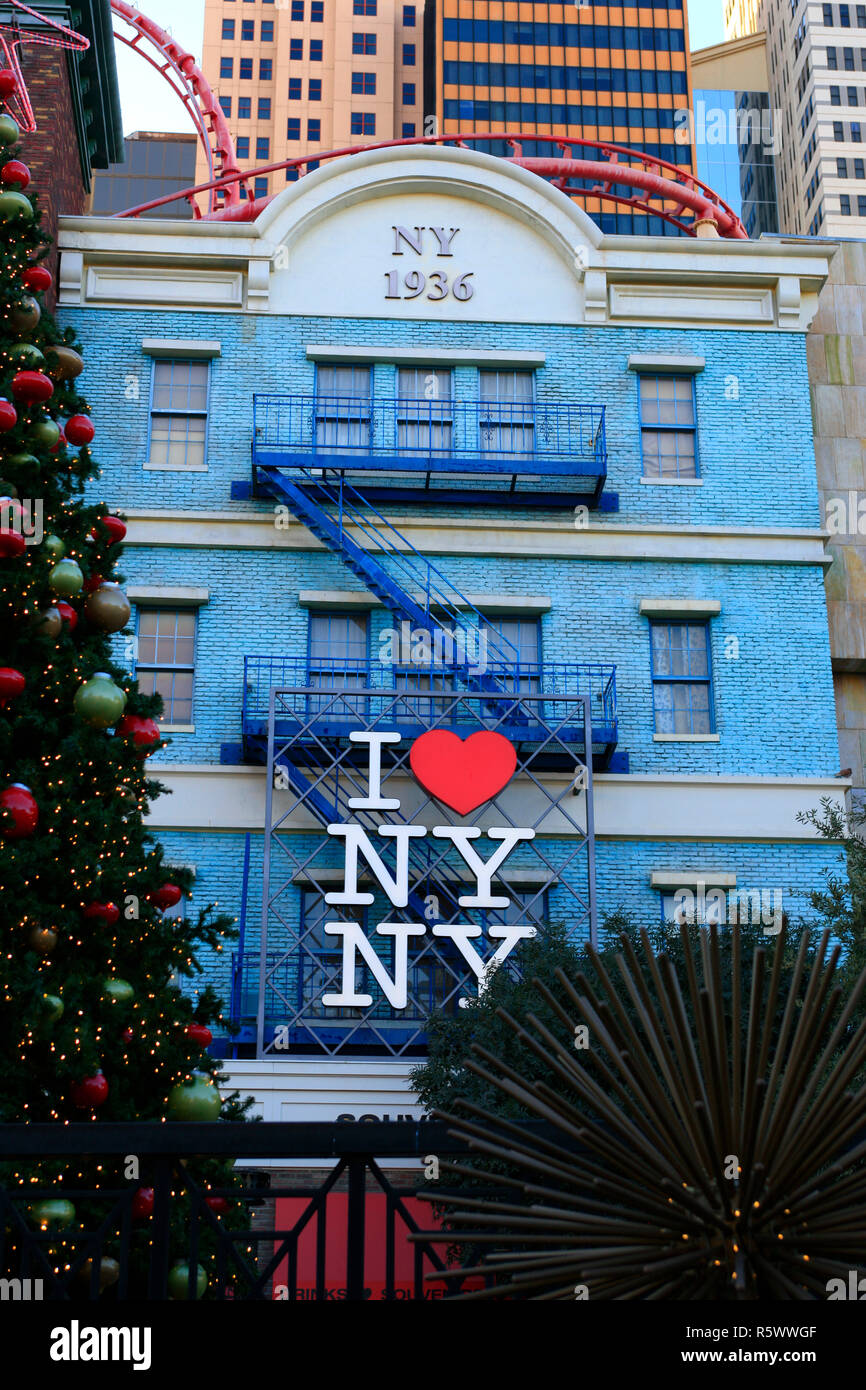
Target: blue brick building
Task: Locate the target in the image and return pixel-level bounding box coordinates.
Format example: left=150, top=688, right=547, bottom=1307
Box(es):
left=57, top=145, right=844, bottom=1118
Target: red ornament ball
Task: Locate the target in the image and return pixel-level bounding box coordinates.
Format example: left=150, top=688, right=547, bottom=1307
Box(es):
left=55, top=601, right=78, bottom=631
left=186, top=1023, right=213, bottom=1048
left=132, top=1187, right=153, bottom=1219
left=82, top=900, right=119, bottom=927
left=117, top=714, right=160, bottom=755
left=0, top=397, right=17, bottom=430
left=1, top=160, right=29, bottom=189
left=121, top=1027, right=134, bottom=1044
left=71, top=1072, right=109, bottom=1110
left=0, top=526, right=24, bottom=557
left=205, top=1196, right=229, bottom=1215
left=50, top=427, right=66, bottom=455
left=65, top=414, right=94, bottom=446
left=150, top=883, right=182, bottom=913
left=83, top=572, right=103, bottom=594
left=22, top=264, right=51, bottom=293
left=0, top=782, right=37, bottom=838
left=90, top=515, right=125, bottom=545
left=0, top=69, right=16, bottom=98
left=0, top=667, right=25, bottom=706
left=11, top=370, right=53, bottom=403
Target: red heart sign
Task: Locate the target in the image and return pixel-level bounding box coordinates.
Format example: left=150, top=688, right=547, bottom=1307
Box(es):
left=409, top=730, right=517, bottom=815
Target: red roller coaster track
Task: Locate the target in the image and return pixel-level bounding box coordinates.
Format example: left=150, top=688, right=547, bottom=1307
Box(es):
left=107, top=2, right=747, bottom=238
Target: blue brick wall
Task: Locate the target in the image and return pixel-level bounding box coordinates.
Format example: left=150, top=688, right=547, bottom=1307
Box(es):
left=60, top=306, right=821, bottom=530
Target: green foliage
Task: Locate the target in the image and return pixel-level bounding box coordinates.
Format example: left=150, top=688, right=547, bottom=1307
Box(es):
left=0, top=157, right=252, bottom=1295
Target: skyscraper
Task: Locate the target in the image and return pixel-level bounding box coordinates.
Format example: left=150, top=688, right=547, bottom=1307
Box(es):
left=422, top=0, right=696, bottom=233
left=725, top=0, right=866, bottom=236
left=198, top=0, right=422, bottom=199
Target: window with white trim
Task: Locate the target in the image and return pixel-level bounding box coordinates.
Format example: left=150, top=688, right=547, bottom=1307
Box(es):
left=136, top=608, right=197, bottom=724
left=638, top=374, right=698, bottom=479
left=149, top=359, right=209, bottom=468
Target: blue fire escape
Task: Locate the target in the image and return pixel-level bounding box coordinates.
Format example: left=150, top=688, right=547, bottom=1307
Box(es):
left=224, top=384, right=622, bottom=1055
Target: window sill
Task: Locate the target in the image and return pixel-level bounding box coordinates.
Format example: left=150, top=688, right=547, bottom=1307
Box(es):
left=160, top=724, right=196, bottom=734
left=640, top=476, right=703, bottom=486
left=143, top=462, right=208, bottom=473
left=653, top=733, right=720, bottom=742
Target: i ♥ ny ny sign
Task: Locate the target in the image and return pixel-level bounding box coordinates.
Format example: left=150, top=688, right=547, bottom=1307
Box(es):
left=312, top=729, right=536, bottom=1011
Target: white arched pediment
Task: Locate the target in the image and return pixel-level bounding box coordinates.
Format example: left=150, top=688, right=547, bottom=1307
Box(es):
left=256, top=144, right=601, bottom=325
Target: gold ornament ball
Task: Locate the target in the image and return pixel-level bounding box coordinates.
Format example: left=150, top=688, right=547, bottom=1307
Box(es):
left=84, top=583, right=131, bottom=633
left=45, top=344, right=84, bottom=381
left=35, top=606, right=62, bottom=639
left=28, top=926, right=57, bottom=954
left=9, top=296, right=40, bottom=336
left=79, top=1256, right=120, bottom=1291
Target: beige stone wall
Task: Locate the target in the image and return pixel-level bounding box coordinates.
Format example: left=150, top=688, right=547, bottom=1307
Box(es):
left=810, top=239, right=866, bottom=792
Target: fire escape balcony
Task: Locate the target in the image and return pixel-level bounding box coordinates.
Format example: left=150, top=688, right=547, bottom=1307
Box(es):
left=243, top=392, right=614, bottom=509
left=239, top=654, right=619, bottom=769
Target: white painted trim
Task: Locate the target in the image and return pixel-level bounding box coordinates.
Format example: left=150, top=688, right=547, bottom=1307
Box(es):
left=145, top=764, right=846, bottom=841
left=305, top=344, right=546, bottom=367
left=161, top=724, right=195, bottom=734
left=127, top=586, right=209, bottom=606
left=628, top=353, right=706, bottom=372
left=297, top=590, right=376, bottom=609
left=217, top=1059, right=422, bottom=1144
left=639, top=598, right=722, bottom=618
left=653, top=733, right=721, bottom=742
left=119, top=509, right=831, bottom=567
left=141, top=339, right=221, bottom=358
left=639, top=477, right=704, bottom=486
left=297, top=588, right=551, bottom=612
left=142, top=462, right=208, bottom=473
left=650, top=870, right=737, bottom=889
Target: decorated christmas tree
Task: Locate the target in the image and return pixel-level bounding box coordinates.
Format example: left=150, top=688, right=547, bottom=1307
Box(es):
left=0, top=108, right=250, bottom=1298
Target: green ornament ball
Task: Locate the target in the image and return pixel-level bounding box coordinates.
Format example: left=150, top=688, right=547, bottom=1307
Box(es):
left=28, top=418, right=60, bottom=449
left=73, top=672, right=127, bottom=729
left=79, top=1256, right=120, bottom=1291
left=167, top=1262, right=208, bottom=1300
left=0, top=114, right=20, bottom=146
left=0, top=189, right=32, bottom=222
left=6, top=453, right=38, bottom=469
left=167, top=1071, right=221, bottom=1122
left=8, top=343, right=44, bottom=369
left=42, top=533, right=66, bottom=560
left=42, top=994, right=64, bottom=1022
left=0, top=478, right=17, bottom=496
left=103, top=978, right=134, bottom=1003
left=49, top=558, right=83, bottom=596
left=31, top=1199, right=76, bottom=1232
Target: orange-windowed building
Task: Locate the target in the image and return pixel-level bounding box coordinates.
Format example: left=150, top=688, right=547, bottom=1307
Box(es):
left=423, top=1, right=696, bottom=232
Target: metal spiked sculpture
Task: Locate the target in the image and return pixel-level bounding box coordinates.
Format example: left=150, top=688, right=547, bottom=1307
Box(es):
left=420, top=925, right=866, bottom=1299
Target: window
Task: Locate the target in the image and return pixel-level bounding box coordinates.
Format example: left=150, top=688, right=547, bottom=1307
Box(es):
left=307, top=612, right=369, bottom=718
left=842, top=1, right=852, bottom=23
left=860, top=4, right=866, bottom=23
left=260, top=58, right=273, bottom=80
left=352, top=71, right=376, bottom=94
left=308, top=118, right=321, bottom=140
left=287, top=118, right=301, bottom=140
left=402, top=122, right=416, bottom=137
left=309, top=78, right=322, bottom=100
left=290, top=37, right=303, bottom=59
left=315, top=363, right=371, bottom=450
left=835, top=119, right=845, bottom=138
left=239, top=57, right=253, bottom=79
left=218, top=95, right=231, bottom=117
left=353, top=32, right=376, bottom=53
left=831, top=85, right=842, bottom=104
left=659, top=889, right=725, bottom=930
left=479, top=370, right=534, bottom=458
left=839, top=156, right=849, bottom=176
left=136, top=609, right=196, bottom=725
left=297, top=890, right=385, bottom=1019
left=638, top=374, right=697, bottom=479
left=854, top=120, right=863, bottom=138
left=402, top=82, right=416, bottom=104
left=350, top=111, right=375, bottom=133
left=221, top=18, right=235, bottom=38
left=824, top=1, right=835, bottom=18
left=238, top=96, right=251, bottom=118
left=241, top=18, right=254, bottom=38
left=354, top=0, right=376, bottom=11
left=254, top=177, right=268, bottom=199
left=858, top=194, right=866, bottom=213
left=482, top=614, right=541, bottom=690
left=149, top=360, right=209, bottom=469
left=286, top=167, right=299, bottom=181
left=403, top=43, right=415, bottom=64
left=258, top=97, right=271, bottom=119
left=310, top=38, right=323, bottom=59
left=289, top=77, right=302, bottom=100
left=849, top=85, right=860, bottom=103
left=828, top=46, right=838, bottom=69
left=841, top=192, right=853, bottom=212
left=855, top=156, right=864, bottom=175
left=403, top=3, right=415, bottom=23
left=845, top=46, right=856, bottom=67
left=396, top=366, right=452, bottom=456
left=291, top=0, right=303, bottom=16
left=219, top=56, right=233, bottom=79
left=256, top=136, right=270, bottom=160
left=236, top=135, right=250, bottom=158
left=649, top=622, right=713, bottom=735
left=311, top=0, right=324, bottom=17
left=261, top=19, right=274, bottom=40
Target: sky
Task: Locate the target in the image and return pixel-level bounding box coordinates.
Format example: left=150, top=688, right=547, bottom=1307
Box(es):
left=113, top=0, right=727, bottom=137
